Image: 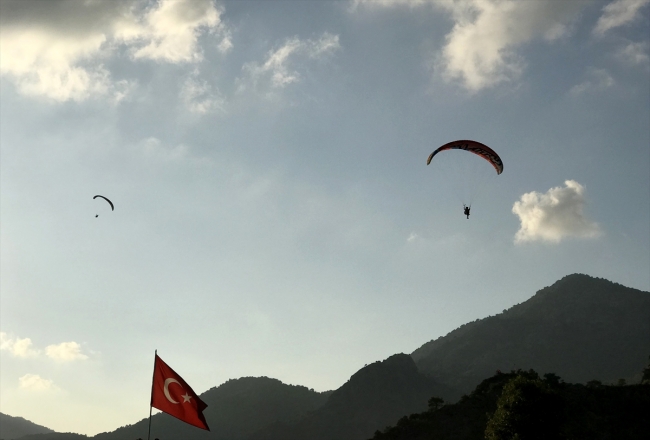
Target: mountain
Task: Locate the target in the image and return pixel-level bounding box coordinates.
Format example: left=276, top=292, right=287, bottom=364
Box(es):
left=11, top=274, right=650, bottom=440
left=370, top=370, right=650, bottom=440
left=13, top=435, right=86, bottom=440
left=8, top=377, right=326, bottom=440
left=412, top=274, right=650, bottom=394
left=14, top=377, right=328, bottom=440
left=91, top=376, right=329, bottom=440
left=15, top=356, right=452, bottom=440
left=0, top=413, right=55, bottom=440
left=249, top=354, right=456, bottom=440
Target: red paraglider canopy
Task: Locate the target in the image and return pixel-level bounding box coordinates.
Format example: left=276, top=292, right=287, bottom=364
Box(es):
left=427, top=140, right=503, bottom=175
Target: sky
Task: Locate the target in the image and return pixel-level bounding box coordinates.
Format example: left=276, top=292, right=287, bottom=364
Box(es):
left=1, top=0, right=648, bottom=434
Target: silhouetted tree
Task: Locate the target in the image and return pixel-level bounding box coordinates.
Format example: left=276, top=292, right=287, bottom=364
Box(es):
left=485, top=372, right=563, bottom=440
left=586, top=379, right=602, bottom=388
left=427, top=396, right=444, bottom=411
left=543, top=373, right=562, bottom=385
left=642, top=355, right=650, bottom=384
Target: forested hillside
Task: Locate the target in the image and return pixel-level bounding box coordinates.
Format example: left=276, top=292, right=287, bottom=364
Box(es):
left=412, top=274, right=650, bottom=393
left=371, top=369, right=650, bottom=440
left=12, top=274, right=649, bottom=440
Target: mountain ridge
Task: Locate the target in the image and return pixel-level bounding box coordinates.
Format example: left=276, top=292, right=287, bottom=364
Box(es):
left=248, top=353, right=454, bottom=440
left=412, top=273, right=650, bottom=393
left=0, top=413, right=55, bottom=440
left=370, top=369, right=650, bottom=440
left=8, top=273, right=650, bottom=440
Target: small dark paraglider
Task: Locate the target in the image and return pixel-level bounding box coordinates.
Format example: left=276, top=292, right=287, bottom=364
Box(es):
left=93, top=195, right=114, bottom=217
left=463, top=204, right=470, bottom=219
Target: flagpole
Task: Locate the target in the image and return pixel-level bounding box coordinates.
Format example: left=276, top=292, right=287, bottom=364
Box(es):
left=147, top=349, right=157, bottom=440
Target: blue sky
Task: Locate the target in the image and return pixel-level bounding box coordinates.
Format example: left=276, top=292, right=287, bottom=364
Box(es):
left=1, top=0, right=649, bottom=434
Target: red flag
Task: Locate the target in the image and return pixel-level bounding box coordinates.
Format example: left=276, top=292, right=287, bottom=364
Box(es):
left=150, top=354, right=210, bottom=430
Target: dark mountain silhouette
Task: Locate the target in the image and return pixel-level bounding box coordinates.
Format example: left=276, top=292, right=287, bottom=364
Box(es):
left=7, top=377, right=322, bottom=440
left=412, top=274, right=650, bottom=394
left=0, top=413, right=55, bottom=440
left=10, top=356, right=451, bottom=440
left=370, top=370, right=650, bottom=440
left=13, top=435, right=86, bottom=440
left=12, top=274, right=650, bottom=440
left=91, top=376, right=329, bottom=440
left=249, top=354, right=455, bottom=440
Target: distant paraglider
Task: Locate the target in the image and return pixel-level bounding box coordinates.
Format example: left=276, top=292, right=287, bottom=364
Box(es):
left=427, top=140, right=503, bottom=175
left=93, top=195, right=114, bottom=217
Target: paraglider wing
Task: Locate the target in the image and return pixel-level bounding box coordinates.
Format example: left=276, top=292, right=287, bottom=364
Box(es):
left=93, top=195, right=114, bottom=211
left=427, top=140, right=503, bottom=174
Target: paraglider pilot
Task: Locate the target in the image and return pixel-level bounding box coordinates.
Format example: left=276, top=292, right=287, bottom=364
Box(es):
left=463, top=204, right=470, bottom=219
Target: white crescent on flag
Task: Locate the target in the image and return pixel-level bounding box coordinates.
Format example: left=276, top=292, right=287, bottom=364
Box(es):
left=163, top=378, right=182, bottom=404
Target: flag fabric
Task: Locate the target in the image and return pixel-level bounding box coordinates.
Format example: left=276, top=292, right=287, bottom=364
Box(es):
left=150, top=354, right=210, bottom=430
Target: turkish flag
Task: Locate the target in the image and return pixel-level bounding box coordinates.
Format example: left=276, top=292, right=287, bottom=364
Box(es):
left=151, top=354, right=210, bottom=430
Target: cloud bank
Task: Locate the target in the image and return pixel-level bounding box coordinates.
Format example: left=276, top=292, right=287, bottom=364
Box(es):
left=435, top=0, right=585, bottom=91
left=180, top=71, right=225, bottom=114
left=594, top=0, right=649, bottom=35
left=0, top=332, right=40, bottom=358
left=45, top=342, right=89, bottom=362
left=1, top=332, right=89, bottom=361
left=353, top=0, right=586, bottom=91
left=512, top=180, right=601, bottom=244
left=570, top=68, right=615, bottom=95
left=617, top=41, right=650, bottom=65
left=0, top=0, right=229, bottom=101
left=239, top=33, right=340, bottom=91
left=19, top=374, right=59, bottom=391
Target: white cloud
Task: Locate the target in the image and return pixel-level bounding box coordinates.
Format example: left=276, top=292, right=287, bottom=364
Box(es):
left=45, top=341, right=89, bottom=362
left=436, top=0, right=587, bottom=91
left=1, top=332, right=92, bottom=362
left=512, top=180, right=601, bottom=244
left=180, top=73, right=225, bottom=114
left=353, top=0, right=585, bottom=91
left=305, top=33, right=342, bottom=58
left=217, top=30, right=234, bottom=54
left=140, top=137, right=189, bottom=162
left=570, top=68, right=615, bottom=95
left=350, top=0, right=431, bottom=11
left=0, top=0, right=229, bottom=102
left=407, top=232, right=419, bottom=242
left=118, top=0, right=224, bottom=63
left=239, top=33, right=340, bottom=91
left=617, top=41, right=650, bottom=65
left=19, top=374, right=59, bottom=391
left=594, top=0, right=649, bottom=35
left=0, top=25, right=114, bottom=101
left=0, top=332, right=40, bottom=358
